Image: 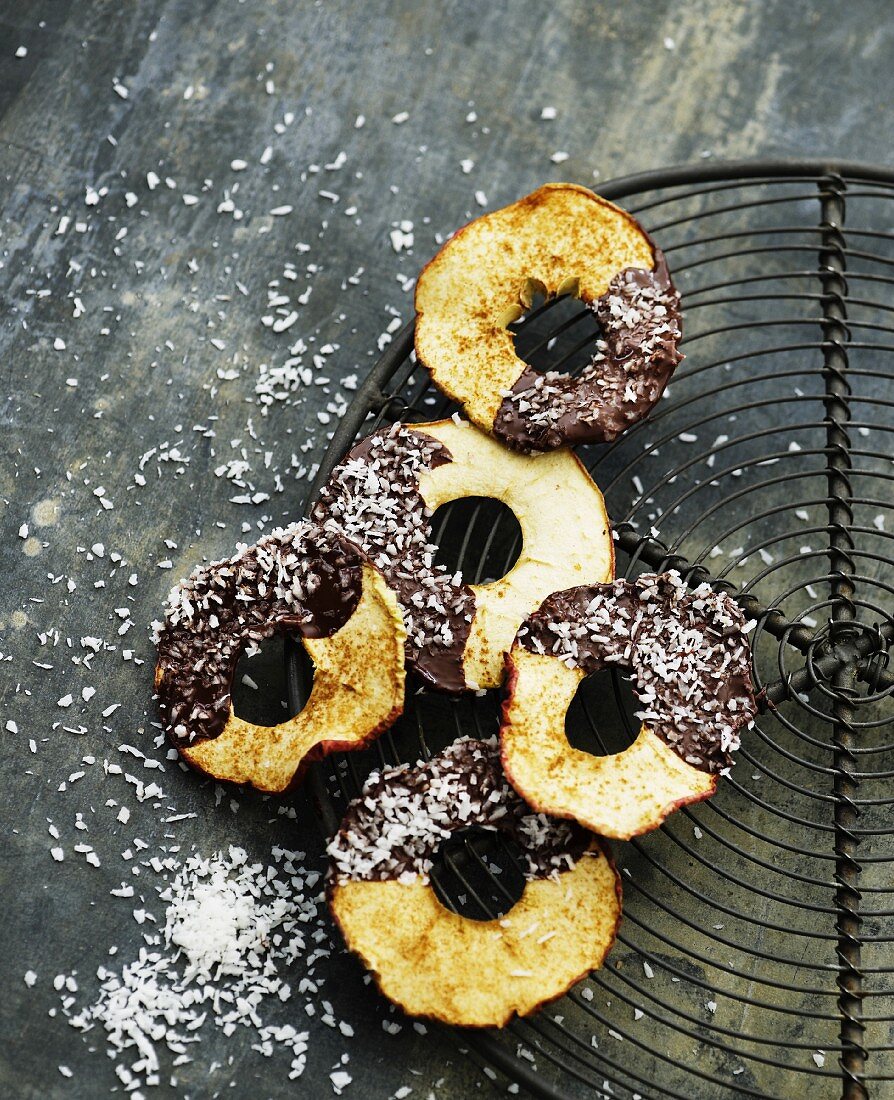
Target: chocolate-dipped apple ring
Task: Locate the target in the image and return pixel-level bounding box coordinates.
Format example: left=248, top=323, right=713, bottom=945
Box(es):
left=501, top=571, right=757, bottom=839
left=312, top=418, right=613, bottom=693
left=154, top=521, right=405, bottom=793
left=327, top=737, right=621, bottom=1027
left=414, top=183, right=682, bottom=453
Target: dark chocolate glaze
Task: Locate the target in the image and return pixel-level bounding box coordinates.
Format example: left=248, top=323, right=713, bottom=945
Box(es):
left=519, top=572, right=756, bottom=774
left=328, top=736, right=590, bottom=884
left=493, top=245, right=682, bottom=453
left=154, top=521, right=362, bottom=747
left=312, top=423, right=475, bottom=693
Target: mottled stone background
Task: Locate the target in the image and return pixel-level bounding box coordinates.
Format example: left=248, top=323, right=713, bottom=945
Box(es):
left=1, top=1, right=892, bottom=1097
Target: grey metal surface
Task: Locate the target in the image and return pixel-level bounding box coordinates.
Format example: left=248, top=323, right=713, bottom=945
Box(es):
left=2, top=3, right=894, bottom=1099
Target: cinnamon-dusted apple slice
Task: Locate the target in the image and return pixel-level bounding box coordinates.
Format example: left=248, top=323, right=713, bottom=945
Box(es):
left=153, top=521, right=405, bottom=794
left=501, top=572, right=757, bottom=840
left=328, top=737, right=621, bottom=1027
left=313, top=417, right=614, bottom=693
left=415, top=183, right=682, bottom=453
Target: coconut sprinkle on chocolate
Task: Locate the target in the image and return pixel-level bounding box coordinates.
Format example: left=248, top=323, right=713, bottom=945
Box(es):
left=328, top=737, right=590, bottom=885
left=519, top=571, right=756, bottom=773
left=494, top=251, right=682, bottom=452
left=312, top=423, right=475, bottom=692
left=154, top=521, right=361, bottom=745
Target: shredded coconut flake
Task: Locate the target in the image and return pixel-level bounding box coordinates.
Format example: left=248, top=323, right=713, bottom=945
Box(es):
left=61, top=846, right=323, bottom=1089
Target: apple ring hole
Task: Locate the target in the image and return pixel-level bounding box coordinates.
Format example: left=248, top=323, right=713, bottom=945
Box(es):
left=430, top=825, right=526, bottom=921
left=564, top=666, right=640, bottom=758
left=231, top=634, right=312, bottom=726
left=510, top=290, right=601, bottom=377
left=430, top=496, right=522, bottom=584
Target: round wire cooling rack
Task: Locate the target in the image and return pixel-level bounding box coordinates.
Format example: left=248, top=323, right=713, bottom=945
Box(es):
left=285, top=159, right=894, bottom=1100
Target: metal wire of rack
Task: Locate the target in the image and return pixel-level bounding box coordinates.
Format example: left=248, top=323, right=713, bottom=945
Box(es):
left=285, top=160, right=894, bottom=1100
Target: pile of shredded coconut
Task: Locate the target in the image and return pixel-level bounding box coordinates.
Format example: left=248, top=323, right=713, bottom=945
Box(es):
left=60, top=846, right=324, bottom=1095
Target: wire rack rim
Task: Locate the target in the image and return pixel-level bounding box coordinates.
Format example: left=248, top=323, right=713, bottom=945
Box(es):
left=291, top=156, right=894, bottom=1100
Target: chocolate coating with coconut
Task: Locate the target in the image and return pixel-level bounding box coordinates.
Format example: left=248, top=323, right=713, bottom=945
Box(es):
left=494, top=248, right=682, bottom=453
left=312, top=423, right=475, bottom=692
left=519, top=571, right=756, bottom=773
left=154, top=521, right=361, bottom=746
left=328, top=737, right=589, bottom=885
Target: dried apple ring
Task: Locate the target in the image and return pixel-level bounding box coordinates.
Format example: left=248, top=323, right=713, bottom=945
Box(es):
left=414, top=182, right=682, bottom=453
left=501, top=571, right=757, bottom=839
left=154, top=521, right=405, bottom=794
left=312, top=417, right=613, bottom=693
left=328, top=737, right=621, bottom=1027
